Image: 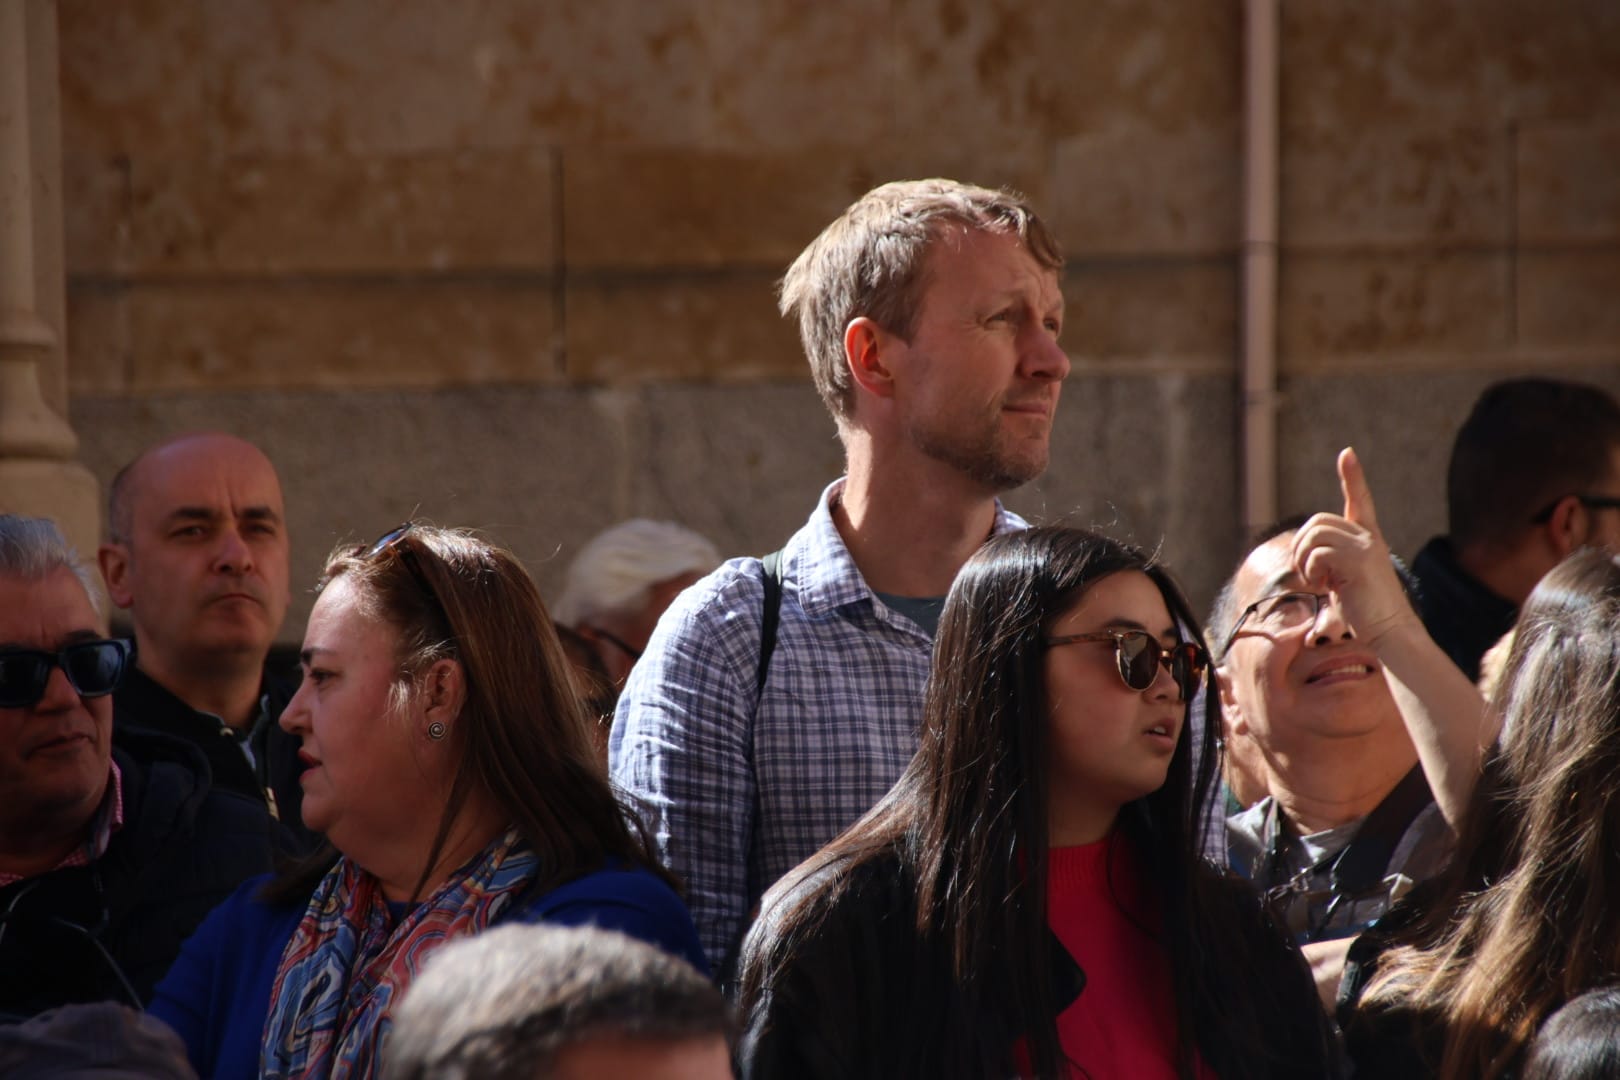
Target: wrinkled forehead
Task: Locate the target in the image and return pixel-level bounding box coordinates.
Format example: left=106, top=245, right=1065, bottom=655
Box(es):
left=1234, top=531, right=1305, bottom=608
left=132, top=438, right=284, bottom=521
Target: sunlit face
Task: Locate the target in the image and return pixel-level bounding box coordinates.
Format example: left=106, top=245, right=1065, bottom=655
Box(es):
left=279, top=576, right=449, bottom=856
left=0, top=569, right=113, bottom=835
left=891, top=227, right=1070, bottom=493
left=1043, top=570, right=1186, bottom=845
left=102, top=435, right=291, bottom=670
left=1216, top=532, right=1404, bottom=765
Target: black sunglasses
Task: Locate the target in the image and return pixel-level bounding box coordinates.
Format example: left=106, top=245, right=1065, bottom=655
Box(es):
left=0, top=639, right=131, bottom=709
left=367, top=523, right=453, bottom=629
left=1044, top=629, right=1208, bottom=700
left=1531, top=494, right=1620, bottom=524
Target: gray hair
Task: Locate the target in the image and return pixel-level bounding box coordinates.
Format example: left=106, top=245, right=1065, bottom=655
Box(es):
left=383, top=924, right=729, bottom=1080
left=779, top=177, right=1064, bottom=427
left=0, top=514, right=103, bottom=617
left=552, top=519, right=721, bottom=628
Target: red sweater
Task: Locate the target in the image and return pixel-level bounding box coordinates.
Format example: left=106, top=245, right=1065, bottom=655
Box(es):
left=1039, top=838, right=1215, bottom=1079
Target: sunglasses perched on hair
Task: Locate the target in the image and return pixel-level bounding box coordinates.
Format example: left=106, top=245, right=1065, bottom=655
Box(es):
left=368, top=523, right=452, bottom=627
left=0, top=639, right=131, bottom=709
left=1043, top=629, right=1209, bottom=700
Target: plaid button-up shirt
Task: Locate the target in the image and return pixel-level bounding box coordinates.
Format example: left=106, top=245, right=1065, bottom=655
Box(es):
left=609, top=479, right=1027, bottom=977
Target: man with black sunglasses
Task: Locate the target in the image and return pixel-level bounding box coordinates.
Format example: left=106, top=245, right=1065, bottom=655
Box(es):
left=0, top=514, right=275, bottom=1018
left=1413, top=378, right=1620, bottom=681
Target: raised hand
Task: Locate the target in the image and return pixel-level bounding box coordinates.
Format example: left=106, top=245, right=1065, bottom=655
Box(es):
left=1290, top=447, right=1417, bottom=649
left=1291, top=451, right=1492, bottom=829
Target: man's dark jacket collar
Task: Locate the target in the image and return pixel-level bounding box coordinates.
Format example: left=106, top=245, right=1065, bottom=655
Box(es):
left=113, top=664, right=317, bottom=852
left=1410, top=536, right=1518, bottom=682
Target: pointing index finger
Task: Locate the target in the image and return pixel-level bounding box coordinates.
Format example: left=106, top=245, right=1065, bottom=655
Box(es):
left=1338, top=446, right=1380, bottom=533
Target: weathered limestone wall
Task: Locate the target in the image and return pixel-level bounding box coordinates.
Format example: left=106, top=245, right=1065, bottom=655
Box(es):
left=0, top=0, right=100, bottom=566
left=53, top=0, right=1620, bottom=637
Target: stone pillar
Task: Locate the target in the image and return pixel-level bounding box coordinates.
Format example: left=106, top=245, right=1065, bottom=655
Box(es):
left=0, top=0, right=101, bottom=556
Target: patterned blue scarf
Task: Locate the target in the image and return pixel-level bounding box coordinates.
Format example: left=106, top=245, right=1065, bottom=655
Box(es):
left=260, top=829, right=536, bottom=1079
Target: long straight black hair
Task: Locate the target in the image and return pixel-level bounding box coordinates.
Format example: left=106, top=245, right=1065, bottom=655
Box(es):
left=741, top=526, right=1325, bottom=1077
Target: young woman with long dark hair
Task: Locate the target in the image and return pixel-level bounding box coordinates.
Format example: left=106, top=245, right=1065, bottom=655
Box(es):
left=736, top=526, right=1336, bottom=1079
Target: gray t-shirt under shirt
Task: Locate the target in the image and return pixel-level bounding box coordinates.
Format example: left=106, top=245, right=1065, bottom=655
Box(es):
left=874, top=592, right=946, bottom=639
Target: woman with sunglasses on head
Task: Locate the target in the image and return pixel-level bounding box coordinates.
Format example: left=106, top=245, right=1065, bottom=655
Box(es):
left=148, top=524, right=706, bottom=1080
left=736, top=526, right=1337, bottom=1079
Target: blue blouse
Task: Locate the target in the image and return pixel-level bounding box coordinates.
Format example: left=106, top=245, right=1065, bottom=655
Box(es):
left=149, top=863, right=708, bottom=1079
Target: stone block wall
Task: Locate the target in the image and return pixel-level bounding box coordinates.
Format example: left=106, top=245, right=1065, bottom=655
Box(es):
left=53, top=0, right=1620, bottom=637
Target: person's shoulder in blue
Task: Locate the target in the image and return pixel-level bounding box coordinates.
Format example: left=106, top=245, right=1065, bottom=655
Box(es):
left=149, top=862, right=707, bottom=1080
left=521, top=859, right=708, bottom=977
left=148, top=874, right=300, bottom=1080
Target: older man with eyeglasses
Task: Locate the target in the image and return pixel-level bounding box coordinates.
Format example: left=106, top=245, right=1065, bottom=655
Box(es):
left=0, top=514, right=275, bottom=1018
left=1207, top=450, right=1486, bottom=1008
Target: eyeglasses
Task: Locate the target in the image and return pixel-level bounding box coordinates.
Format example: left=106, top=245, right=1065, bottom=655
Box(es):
left=1220, top=591, right=1328, bottom=656
left=1531, top=494, right=1620, bottom=524
left=368, top=523, right=452, bottom=630
left=1043, top=629, right=1209, bottom=699
left=0, top=639, right=131, bottom=709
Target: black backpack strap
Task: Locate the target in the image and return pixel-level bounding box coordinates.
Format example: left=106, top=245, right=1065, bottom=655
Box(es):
left=1330, top=764, right=1435, bottom=896
left=757, top=549, right=785, bottom=699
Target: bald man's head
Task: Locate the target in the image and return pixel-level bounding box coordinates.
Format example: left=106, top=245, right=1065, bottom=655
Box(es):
left=99, top=434, right=290, bottom=680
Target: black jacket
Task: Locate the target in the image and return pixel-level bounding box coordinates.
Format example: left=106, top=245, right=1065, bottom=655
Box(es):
left=737, top=851, right=1337, bottom=1080
left=738, top=854, right=1050, bottom=1079
left=113, top=663, right=318, bottom=853
left=1336, top=885, right=1450, bottom=1078
left=1411, top=537, right=1518, bottom=682
left=0, top=728, right=278, bottom=1019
